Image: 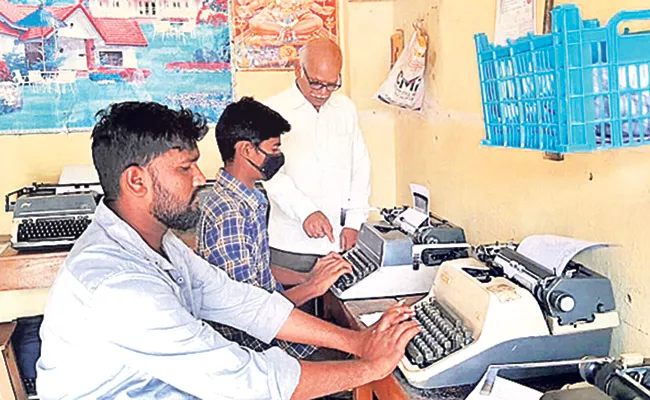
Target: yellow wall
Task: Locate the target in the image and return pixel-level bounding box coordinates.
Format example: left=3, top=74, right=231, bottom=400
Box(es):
left=392, top=0, right=650, bottom=355
left=345, top=1, right=397, bottom=210
left=0, top=2, right=398, bottom=320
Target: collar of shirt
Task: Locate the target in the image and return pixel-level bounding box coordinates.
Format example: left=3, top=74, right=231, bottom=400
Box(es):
left=215, top=168, right=267, bottom=212
left=94, top=201, right=183, bottom=272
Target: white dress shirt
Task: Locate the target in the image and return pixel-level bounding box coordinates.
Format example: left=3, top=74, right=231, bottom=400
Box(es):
left=37, top=201, right=300, bottom=399
left=264, top=84, right=371, bottom=256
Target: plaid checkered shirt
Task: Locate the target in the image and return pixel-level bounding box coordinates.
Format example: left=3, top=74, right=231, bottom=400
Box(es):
left=197, top=168, right=317, bottom=359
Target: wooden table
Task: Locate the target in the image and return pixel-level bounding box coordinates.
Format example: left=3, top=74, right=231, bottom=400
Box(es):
left=0, top=246, right=67, bottom=292
left=0, top=230, right=194, bottom=292
left=0, top=226, right=200, bottom=290
left=323, top=292, right=474, bottom=400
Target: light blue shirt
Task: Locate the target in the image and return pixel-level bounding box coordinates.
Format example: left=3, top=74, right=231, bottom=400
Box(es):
left=36, top=201, right=301, bottom=399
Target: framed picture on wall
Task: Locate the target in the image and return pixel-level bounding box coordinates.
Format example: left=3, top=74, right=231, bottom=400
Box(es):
left=231, top=0, right=339, bottom=70
left=0, top=0, right=233, bottom=134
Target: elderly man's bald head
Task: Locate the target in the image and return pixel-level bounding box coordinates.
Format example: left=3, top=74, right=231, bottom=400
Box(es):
left=299, top=38, right=342, bottom=71
left=295, top=38, right=343, bottom=110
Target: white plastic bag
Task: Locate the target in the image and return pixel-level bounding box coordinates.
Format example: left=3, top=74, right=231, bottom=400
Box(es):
left=375, top=30, right=428, bottom=111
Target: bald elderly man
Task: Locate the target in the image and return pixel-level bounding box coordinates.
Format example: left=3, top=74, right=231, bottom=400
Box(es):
left=263, top=38, right=371, bottom=303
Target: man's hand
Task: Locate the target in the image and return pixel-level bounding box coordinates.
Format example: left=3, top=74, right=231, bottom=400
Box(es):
left=280, top=253, right=351, bottom=306
left=305, top=252, right=353, bottom=296
left=356, top=303, right=420, bottom=380
left=303, top=211, right=334, bottom=243
left=339, top=228, right=359, bottom=252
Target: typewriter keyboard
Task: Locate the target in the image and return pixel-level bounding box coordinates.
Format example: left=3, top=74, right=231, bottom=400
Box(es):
left=406, top=298, right=474, bottom=368
left=17, top=217, right=92, bottom=242
left=333, top=247, right=380, bottom=292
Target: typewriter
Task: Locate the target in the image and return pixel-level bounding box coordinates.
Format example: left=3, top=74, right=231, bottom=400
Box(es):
left=330, top=206, right=470, bottom=300
left=476, top=353, right=650, bottom=399
left=381, top=206, right=470, bottom=268
left=398, top=247, right=620, bottom=389
left=6, top=183, right=101, bottom=252
left=542, top=354, right=650, bottom=399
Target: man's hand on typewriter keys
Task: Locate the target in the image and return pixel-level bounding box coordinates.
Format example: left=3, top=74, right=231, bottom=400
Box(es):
left=303, top=211, right=335, bottom=242
left=306, top=252, right=352, bottom=296
left=357, top=303, right=420, bottom=380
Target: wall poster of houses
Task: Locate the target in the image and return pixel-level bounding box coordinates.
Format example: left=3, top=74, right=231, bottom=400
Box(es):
left=0, top=0, right=232, bottom=134
left=232, top=0, right=337, bottom=70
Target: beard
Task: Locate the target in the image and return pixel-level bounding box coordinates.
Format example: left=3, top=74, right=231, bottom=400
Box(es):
left=151, top=176, right=201, bottom=231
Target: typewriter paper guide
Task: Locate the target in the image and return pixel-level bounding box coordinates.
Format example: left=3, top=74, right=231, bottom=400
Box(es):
left=516, top=235, right=609, bottom=276
left=409, top=183, right=430, bottom=213
left=396, top=208, right=429, bottom=235
left=390, top=183, right=430, bottom=235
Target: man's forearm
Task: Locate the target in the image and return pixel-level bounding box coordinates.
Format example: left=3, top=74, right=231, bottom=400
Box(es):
left=285, top=302, right=421, bottom=399
left=291, top=360, right=376, bottom=400
left=271, top=265, right=309, bottom=286
left=280, top=284, right=318, bottom=307
left=276, top=308, right=362, bottom=356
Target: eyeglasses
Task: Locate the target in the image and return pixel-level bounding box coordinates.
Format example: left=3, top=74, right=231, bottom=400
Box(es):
left=302, top=66, right=341, bottom=92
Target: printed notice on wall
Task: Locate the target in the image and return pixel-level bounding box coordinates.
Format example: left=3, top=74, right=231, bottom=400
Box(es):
left=495, top=0, right=536, bottom=46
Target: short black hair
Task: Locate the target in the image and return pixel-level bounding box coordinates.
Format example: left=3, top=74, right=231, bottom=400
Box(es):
left=215, top=96, right=290, bottom=162
left=91, top=101, right=208, bottom=201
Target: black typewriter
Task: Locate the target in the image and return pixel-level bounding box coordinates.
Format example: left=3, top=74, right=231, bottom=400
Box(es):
left=6, top=183, right=101, bottom=252
left=330, top=207, right=471, bottom=300
left=381, top=206, right=467, bottom=245
left=333, top=246, right=381, bottom=292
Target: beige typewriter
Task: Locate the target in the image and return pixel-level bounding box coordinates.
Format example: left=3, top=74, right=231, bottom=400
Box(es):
left=398, top=247, right=620, bottom=389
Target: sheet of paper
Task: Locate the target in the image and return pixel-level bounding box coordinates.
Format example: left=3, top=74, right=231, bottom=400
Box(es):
left=409, top=183, right=430, bottom=213
left=395, top=208, right=429, bottom=234
left=495, top=0, right=536, bottom=46
left=466, top=372, right=542, bottom=400
left=516, top=235, right=609, bottom=276
left=358, top=311, right=384, bottom=327
left=57, top=164, right=103, bottom=195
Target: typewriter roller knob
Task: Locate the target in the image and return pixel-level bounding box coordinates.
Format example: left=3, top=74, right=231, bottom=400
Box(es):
left=551, top=291, right=576, bottom=313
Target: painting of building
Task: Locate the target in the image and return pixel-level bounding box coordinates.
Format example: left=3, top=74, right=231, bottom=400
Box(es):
left=0, top=0, right=232, bottom=134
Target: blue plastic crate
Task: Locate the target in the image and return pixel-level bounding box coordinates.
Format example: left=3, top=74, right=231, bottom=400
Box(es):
left=475, top=4, right=650, bottom=153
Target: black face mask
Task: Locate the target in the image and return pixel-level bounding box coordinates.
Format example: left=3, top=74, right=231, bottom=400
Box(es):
left=247, top=147, right=285, bottom=180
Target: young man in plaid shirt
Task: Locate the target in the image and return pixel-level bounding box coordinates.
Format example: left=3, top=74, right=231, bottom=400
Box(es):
left=197, top=97, right=352, bottom=359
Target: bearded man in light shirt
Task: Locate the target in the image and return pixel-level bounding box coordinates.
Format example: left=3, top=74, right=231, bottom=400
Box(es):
left=263, top=38, right=371, bottom=304
left=36, top=101, right=418, bottom=400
